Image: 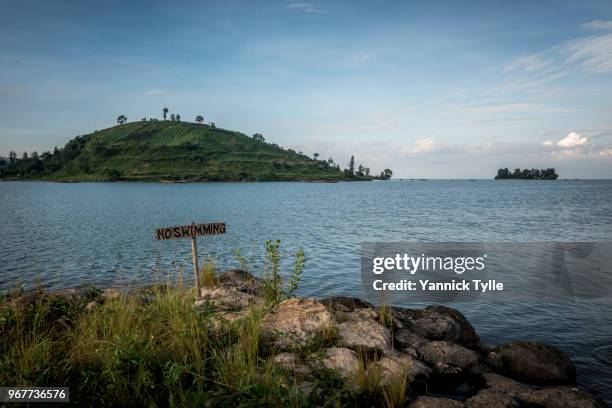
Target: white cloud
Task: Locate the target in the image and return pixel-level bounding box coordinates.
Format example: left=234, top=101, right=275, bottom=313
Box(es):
left=412, top=138, right=436, bottom=153
left=600, top=148, right=612, bottom=157
left=559, top=33, right=612, bottom=73
left=557, top=132, right=589, bottom=148
left=503, top=21, right=612, bottom=84
left=542, top=140, right=554, bottom=146
left=581, top=20, right=612, bottom=31
left=504, top=55, right=550, bottom=73
left=286, top=3, right=325, bottom=13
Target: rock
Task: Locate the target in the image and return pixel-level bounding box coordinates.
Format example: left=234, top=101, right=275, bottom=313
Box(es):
left=320, top=347, right=360, bottom=379
left=483, top=373, right=532, bottom=396
left=261, top=298, right=334, bottom=350
left=521, top=387, right=606, bottom=408
left=410, top=396, right=465, bottom=407
left=100, top=288, right=120, bottom=301
left=218, top=269, right=263, bottom=296
left=393, top=305, right=480, bottom=348
left=338, top=311, right=392, bottom=353
left=198, top=287, right=262, bottom=311
left=271, top=352, right=312, bottom=377
left=395, top=329, right=429, bottom=355
left=320, top=296, right=374, bottom=312
left=272, top=352, right=298, bottom=370
left=367, top=351, right=432, bottom=386
left=486, top=341, right=576, bottom=385
left=85, top=300, right=98, bottom=311
left=432, top=362, right=465, bottom=375
left=418, top=341, right=483, bottom=374
left=465, top=388, right=519, bottom=408
left=483, top=373, right=605, bottom=408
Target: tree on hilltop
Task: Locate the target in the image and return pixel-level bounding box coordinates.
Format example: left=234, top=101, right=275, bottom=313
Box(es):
left=195, top=115, right=204, bottom=123
left=117, top=115, right=127, bottom=125
left=163, top=107, right=168, bottom=120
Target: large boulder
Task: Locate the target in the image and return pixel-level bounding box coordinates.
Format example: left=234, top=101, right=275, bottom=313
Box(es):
left=271, top=352, right=299, bottom=370
left=271, top=352, right=312, bottom=376
left=393, top=305, right=480, bottom=348
left=486, top=341, right=576, bottom=385
left=367, top=351, right=432, bottom=386
left=320, top=296, right=374, bottom=312
left=465, top=388, right=519, bottom=408
left=410, top=396, right=465, bottom=407
left=394, top=329, right=429, bottom=356
left=483, top=373, right=605, bottom=408
left=101, top=288, right=121, bottom=302
left=218, top=269, right=263, bottom=296
left=482, top=373, right=532, bottom=396
left=520, top=387, right=606, bottom=408
left=337, top=311, right=392, bottom=353
left=418, top=340, right=483, bottom=374
left=261, top=298, right=334, bottom=349
left=197, top=286, right=262, bottom=311
left=319, top=347, right=360, bottom=379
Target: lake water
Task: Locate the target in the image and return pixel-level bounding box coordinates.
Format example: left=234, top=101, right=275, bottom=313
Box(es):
left=1, top=180, right=611, bottom=402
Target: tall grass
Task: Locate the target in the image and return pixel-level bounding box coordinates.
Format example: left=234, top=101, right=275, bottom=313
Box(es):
left=0, top=251, right=408, bottom=407
left=0, top=278, right=309, bottom=407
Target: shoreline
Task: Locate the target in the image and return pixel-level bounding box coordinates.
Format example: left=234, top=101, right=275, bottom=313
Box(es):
left=1, top=270, right=606, bottom=407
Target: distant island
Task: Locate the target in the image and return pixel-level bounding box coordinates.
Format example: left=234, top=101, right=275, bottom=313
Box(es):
left=0, top=113, right=392, bottom=182
left=495, top=168, right=558, bottom=180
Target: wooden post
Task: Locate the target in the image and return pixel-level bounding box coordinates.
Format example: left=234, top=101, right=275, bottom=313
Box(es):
left=155, top=221, right=226, bottom=298
left=191, top=232, right=201, bottom=298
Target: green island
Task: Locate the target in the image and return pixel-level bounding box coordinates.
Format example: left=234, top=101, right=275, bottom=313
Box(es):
left=494, top=168, right=558, bottom=180
left=0, top=117, right=392, bottom=182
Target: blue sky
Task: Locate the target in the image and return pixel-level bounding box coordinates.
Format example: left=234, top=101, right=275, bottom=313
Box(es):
left=1, top=0, right=612, bottom=178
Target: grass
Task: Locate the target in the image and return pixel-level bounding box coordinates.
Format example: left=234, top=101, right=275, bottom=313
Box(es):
left=199, top=260, right=218, bottom=287
left=0, top=121, right=376, bottom=182
left=0, top=277, right=310, bottom=407
left=0, top=252, right=414, bottom=407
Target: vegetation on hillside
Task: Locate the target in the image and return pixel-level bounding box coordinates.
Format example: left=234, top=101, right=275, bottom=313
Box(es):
left=0, top=113, right=392, bottom=182
left=495, top=168, right=558, bottom=180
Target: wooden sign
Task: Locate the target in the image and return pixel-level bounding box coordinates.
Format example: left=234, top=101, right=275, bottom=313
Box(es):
left=155, top=221, right=226, bottom=298
left=155, top=222, right=226, bottom=240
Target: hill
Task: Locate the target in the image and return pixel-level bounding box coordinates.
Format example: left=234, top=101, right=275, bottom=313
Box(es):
left=0, top=121, right=386, bottom=182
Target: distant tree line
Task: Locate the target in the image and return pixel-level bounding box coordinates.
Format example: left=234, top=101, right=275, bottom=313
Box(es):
left=495, top=168, right=558, bottom=180
left=0, top=137, right=89, bottom=179
left=339, top=155, right=392, bottom=180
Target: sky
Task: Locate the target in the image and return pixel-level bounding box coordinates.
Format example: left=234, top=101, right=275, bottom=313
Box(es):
left=1, top=0, right=612, bottom=178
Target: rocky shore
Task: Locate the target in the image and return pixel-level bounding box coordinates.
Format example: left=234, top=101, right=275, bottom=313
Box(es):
left=3, top=269, right=605, bottom=407
left=198, top=269, right=605, bottom=407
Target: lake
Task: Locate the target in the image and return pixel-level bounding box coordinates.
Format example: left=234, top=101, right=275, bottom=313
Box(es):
left=1, top=180, right=611, bottom=401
